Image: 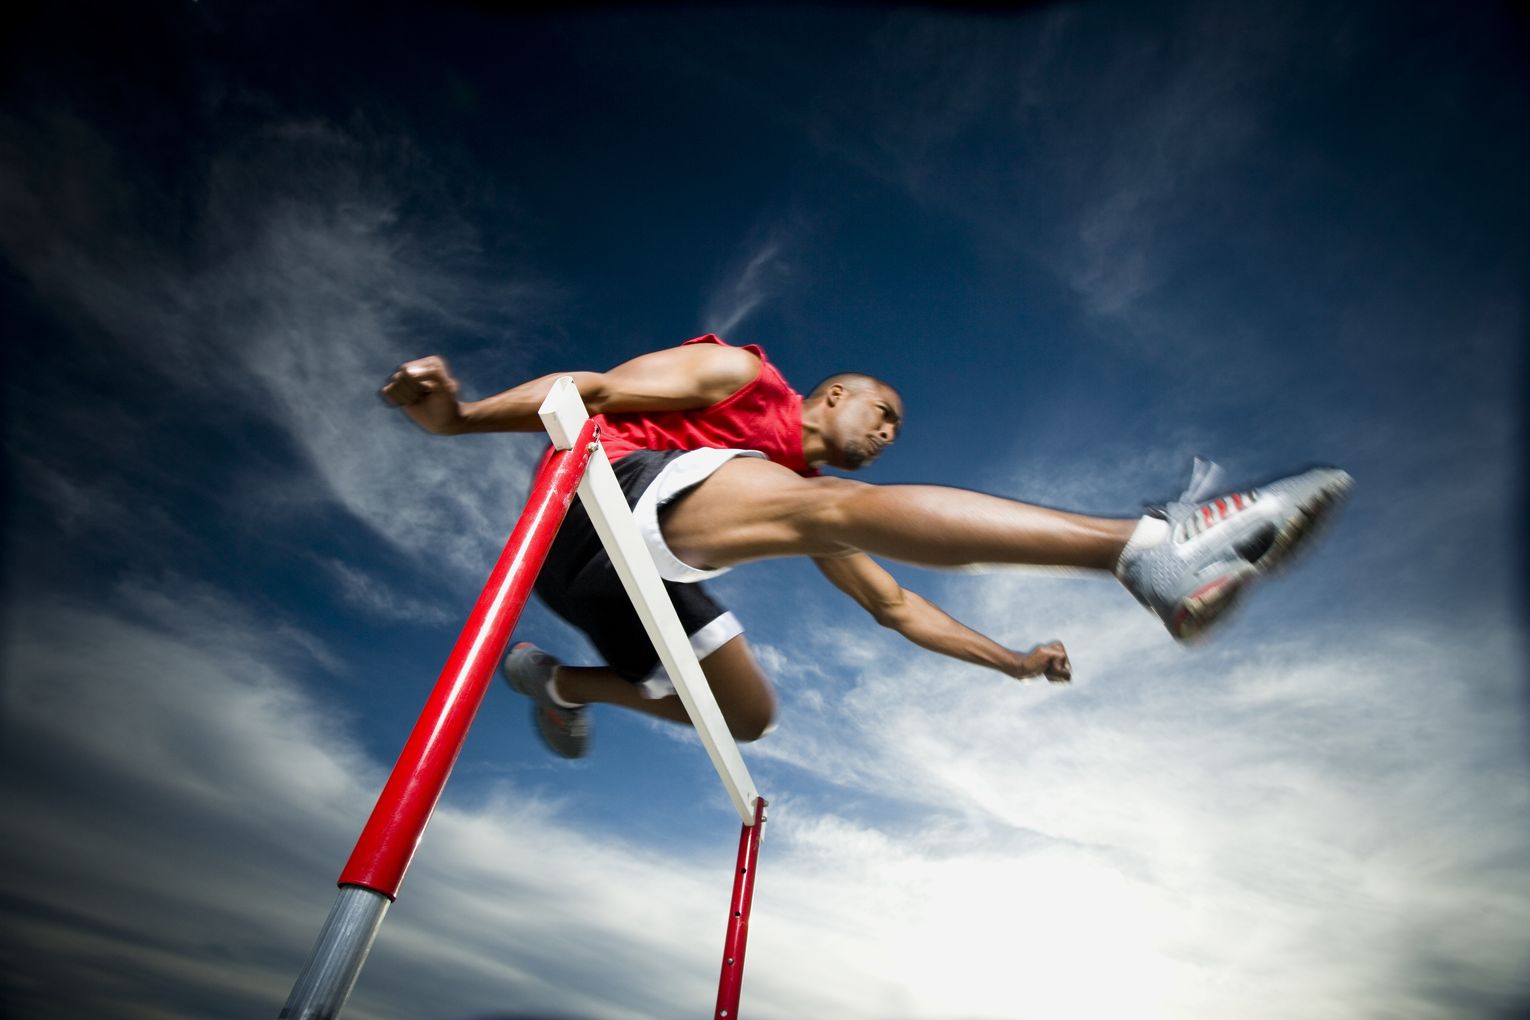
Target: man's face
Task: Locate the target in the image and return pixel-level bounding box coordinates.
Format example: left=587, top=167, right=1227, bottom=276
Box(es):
left=825, top=382, right=903, bottom=470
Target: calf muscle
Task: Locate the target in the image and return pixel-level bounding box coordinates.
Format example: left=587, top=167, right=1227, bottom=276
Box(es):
left=824, top=484, right=1132, bottom=570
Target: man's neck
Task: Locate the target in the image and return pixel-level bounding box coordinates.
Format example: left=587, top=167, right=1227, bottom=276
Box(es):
left=800, top=410, right=828, bottom=468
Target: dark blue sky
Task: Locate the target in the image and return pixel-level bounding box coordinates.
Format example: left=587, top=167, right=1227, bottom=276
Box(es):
left=3, top=3, right=1527, bottom=1018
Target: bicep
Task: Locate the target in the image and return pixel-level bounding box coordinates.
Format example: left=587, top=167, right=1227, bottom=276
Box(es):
left=588, top=344, right=761, bottom=414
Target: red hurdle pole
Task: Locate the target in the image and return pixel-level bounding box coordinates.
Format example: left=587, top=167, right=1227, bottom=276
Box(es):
left=281, top=420, right=598, bottom=1020
left=715, top=797, right=767, bottom=1020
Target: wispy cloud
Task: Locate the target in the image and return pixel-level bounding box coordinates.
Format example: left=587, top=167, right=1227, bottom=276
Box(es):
left=796, top=6, right=1327, bottom=336
left=1046, top=8, right=1287, bottom=320
left=320, top=557, right=455, bottom=626
left=700, top=217, right=803, bottom=338
left=0, top=108, right=555, bottom=581
left=0, top=585, right=707, bottom=1019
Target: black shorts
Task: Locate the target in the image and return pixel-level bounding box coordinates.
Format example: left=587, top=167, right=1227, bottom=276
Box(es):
left=533, top=449, right=741, bottom=684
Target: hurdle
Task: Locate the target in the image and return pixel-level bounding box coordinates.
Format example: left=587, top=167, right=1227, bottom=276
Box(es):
left=281, top=377, right=767, bottom=1020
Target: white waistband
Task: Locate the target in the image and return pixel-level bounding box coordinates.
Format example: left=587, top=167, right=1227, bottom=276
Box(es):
left=632, top=448, right=765, bottom=583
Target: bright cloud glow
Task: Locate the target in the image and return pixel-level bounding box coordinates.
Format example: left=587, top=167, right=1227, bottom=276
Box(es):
left=11, top=550, right=1525, bottom=1019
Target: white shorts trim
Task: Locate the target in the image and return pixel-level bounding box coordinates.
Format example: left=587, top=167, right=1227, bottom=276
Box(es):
left=637, top=611, right=745, bottom=698
left=633, top=448, right=765, bottom=583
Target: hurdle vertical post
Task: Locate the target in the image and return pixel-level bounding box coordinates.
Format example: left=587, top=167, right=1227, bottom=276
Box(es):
left=715, top=796, right=767, bottom=1020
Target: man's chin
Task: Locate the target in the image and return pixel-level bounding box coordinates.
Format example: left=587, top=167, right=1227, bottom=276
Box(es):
left=839, top=444, right=876, bottom=470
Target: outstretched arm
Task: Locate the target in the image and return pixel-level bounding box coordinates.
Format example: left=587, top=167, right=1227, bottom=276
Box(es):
left=380, top=343, right=762, bottom=434
left=814, top=553, right=1072, bottom=683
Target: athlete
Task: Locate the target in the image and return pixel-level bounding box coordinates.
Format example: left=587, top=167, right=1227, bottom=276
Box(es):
left=381, top=335, right=1351, bottom=758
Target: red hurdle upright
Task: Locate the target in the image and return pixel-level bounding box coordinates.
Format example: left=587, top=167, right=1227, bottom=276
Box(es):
left=715, top=797, right=768, bottom=1020
left=280, top=419, right=597, bottom=1019
left=282, top=378, right=770, bottom=1020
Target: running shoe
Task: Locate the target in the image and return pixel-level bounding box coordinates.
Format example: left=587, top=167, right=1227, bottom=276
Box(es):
left=1116, top=460, right=1354, bottom=641
left=502, top=642, right=590, bottom=758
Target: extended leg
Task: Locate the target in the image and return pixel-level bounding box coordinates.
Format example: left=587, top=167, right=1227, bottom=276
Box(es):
left=660, top=457, right=1138, bottom=573
left=656, top=457, right=1354, bottom=646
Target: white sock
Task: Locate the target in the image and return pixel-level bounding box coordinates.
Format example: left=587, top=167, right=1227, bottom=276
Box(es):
left=546, top=670, right=583, bottom=709
left=1115, top=515, right=1169, bottom=576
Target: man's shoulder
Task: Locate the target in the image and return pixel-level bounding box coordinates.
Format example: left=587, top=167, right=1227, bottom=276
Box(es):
left=680, top=333, right=767, bottom=361
left=674, top=336, right=764, bottom=394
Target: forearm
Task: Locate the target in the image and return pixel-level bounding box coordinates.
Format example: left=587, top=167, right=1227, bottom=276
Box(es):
left=386, top=344, right=759, bottom=436
left=879, top=591, right=1022, bottom=676
left=451, top=371, right=608, bottom=433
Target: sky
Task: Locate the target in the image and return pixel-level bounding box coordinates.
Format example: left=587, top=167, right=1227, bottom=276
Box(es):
left=2, top=2, right=1527, bottom=1018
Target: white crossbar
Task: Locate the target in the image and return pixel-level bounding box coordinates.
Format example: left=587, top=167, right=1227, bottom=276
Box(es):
left=539, top=377, right=760, bottom=825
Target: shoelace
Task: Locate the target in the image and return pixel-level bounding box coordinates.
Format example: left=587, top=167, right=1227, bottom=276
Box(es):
left=1161, top=458, right=1262, bottom=543
left=1176, top=489, right=1263, bottom=539
left=1180, top=456, right=1224, bottom=503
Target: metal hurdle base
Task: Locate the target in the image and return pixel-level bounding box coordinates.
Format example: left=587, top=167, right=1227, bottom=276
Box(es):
left=281, top=886, right=390, bottom=1019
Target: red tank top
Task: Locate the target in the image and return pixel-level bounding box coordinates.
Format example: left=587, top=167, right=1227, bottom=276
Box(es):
left=594, top=335, right=814, bottom=476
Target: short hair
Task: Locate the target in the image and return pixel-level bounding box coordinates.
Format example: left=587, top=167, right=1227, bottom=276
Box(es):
left=806, top=372, right=897, bottom=403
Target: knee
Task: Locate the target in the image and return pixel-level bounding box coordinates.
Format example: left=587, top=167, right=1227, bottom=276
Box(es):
left=702, top=635, right=779, bottom=742
left=725, top=696, right=777, bottom=743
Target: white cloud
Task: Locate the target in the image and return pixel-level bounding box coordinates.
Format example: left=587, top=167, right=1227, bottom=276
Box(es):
left=6, top=468, right=1530, bottom=1020
left=743, top=554, right=1530, bottom=1018
left=700, top=218, right=802, bottom=339
left=12, top=540, right=1526, bottom=1020
left=0, top=108, right=555, bottom=582
left=320, top=557, right=455, bottom=626
left=0, top=586, right=727, bottom=1019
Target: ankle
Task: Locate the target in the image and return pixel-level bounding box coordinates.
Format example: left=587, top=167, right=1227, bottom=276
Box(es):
left=547, top=667, right=584, bottom=709
left=1114, top=516, right=1169, bottom=575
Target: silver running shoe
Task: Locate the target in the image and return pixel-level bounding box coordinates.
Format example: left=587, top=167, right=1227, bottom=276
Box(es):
left=502, top=642, right=590, bottom=758
left=1117, top=460, right=1354, bottom=641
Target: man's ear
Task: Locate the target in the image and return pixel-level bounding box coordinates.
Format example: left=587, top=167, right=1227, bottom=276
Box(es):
left=825, top=383, right=844, bottom=407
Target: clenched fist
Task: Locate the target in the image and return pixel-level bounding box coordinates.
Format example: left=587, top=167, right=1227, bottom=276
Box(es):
left=380, top=356, right=465, bottom=435
left=1011, top=641, right=1072, bottom=684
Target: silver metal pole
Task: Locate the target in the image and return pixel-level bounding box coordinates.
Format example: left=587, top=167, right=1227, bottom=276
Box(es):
left=279, top=886, right=390, bottom=1019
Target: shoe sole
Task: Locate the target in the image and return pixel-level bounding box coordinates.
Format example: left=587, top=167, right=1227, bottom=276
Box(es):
left=1172, top=564, right=1256, bottom=641
left=1253, top=470, right=1354, bottom=575
left=533, top=704, right=590, bottom=759
left=505, top=642, right=591, bottom=759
